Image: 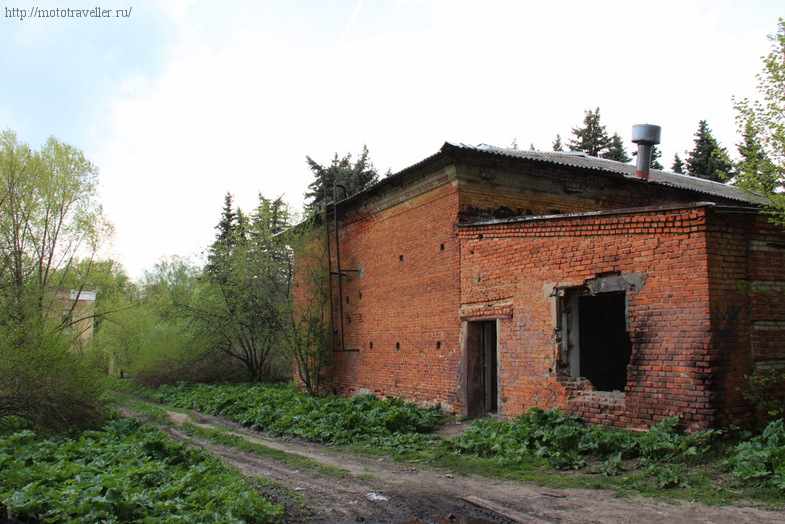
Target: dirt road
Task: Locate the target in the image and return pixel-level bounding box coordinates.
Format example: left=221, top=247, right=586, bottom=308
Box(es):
left=119, top=406, right=785, bottom=524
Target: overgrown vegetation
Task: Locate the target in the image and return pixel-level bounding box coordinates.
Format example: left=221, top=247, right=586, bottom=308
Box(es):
left=0, top=130, right=112, bottom=432
left=133, top=381, right=444, bottom=448
left=111, top=379, right=785, bottom=505
left=0, top=417, right=282, bottom=522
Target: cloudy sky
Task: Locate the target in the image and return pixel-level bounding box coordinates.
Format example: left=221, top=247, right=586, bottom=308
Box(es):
left=1, top=0, right=782, bottom=277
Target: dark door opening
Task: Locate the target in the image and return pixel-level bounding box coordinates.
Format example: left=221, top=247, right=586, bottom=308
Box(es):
left=466, top=321, right=498, bottom=418
left=578, top=292, right=632, bottom=392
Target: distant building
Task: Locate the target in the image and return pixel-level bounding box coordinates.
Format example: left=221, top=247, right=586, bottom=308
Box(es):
left=54, top=289, right=97, bottom=351
left=295, top=140, right=785, bottom=430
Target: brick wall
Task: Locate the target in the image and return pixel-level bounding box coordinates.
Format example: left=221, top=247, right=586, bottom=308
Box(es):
left=294, top=148, right=785, bottom=429
left=322, top=178, right=465, bottom=411
left=458, top=204, right=724, bottom=429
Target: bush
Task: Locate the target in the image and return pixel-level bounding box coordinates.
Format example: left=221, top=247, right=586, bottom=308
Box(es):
left=0, top=323, right=108, bottom=433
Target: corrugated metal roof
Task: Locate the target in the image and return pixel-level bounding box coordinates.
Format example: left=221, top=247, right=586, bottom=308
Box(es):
left=446, top=142, right=759, bottom=204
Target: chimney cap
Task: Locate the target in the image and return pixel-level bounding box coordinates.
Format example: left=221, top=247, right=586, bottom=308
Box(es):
left=632, top=124, right=661, bottom=145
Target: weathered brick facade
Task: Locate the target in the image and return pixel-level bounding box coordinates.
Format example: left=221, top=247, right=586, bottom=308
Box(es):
left=301, top=143, right=785, bottom=429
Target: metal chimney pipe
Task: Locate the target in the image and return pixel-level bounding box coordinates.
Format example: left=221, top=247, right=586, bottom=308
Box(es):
left=631, top=124, right=661, bottom=180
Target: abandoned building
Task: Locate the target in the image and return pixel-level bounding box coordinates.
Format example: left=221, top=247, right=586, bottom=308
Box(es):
left=301, top=128, right=785, bottom=430
left=54, top=288, right=97, bottom=352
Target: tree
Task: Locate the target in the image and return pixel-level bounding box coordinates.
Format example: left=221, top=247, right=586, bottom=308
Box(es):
left=190, top=193, right=293, bottom=382
left=672, top=154, right=685, bottom=174
left=286, top=214, right=332, bottom=396
left=650, top=145, right=664, bottom=170
left=553, top=134, right=564, bottom=152
left=734, top=18, right=785, bottom=223
left=569, top=107, right=611, bottom=157
left=685, top=120, right=733, bottom=182
left=0, top=129, right=110, bottom=431
left=604, top=133, right=631, bottom=163
left=304, top=145, right=380, bottom=211
left=735, top=117, right=778, bottom=193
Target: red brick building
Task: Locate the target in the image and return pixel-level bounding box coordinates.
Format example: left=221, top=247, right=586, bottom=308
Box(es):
left=308, top=142, right=785, bottom=429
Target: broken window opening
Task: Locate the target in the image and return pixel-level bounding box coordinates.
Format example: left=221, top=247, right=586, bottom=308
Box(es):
left=560, top=290, right=632, bottom=392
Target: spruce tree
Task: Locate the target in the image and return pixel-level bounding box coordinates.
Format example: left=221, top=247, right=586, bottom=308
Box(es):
left=672, top=154, right=685, bottom=174
left=685, top=120, right=733, bottom=182
left=553, top=134, right=564, bottom=152
left=651, top=145, right=664, bottom=170
left=735, top=117, right=779, bottom=193
left=734, top=19, right=785, bottom=224
left=569, top=107, right=611, bottom=157
left=305, top=145, right=380, bottom=211
left=603, top=133, right=631, bottom=162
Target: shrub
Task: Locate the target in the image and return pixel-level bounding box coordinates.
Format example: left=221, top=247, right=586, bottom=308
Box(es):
left=0, top=323, right=108, bottom=433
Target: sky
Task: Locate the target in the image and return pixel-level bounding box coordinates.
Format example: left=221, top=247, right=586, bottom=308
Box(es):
left=1, top=0, right=782, bottom=278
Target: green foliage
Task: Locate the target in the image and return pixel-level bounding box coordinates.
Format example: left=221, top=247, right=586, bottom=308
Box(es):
left=0, top=417, right=282, bottom=522
left=733, top=18, right=785, bottom=225
left=634, top=417, right=716, bottom=467
left=193, top=193, right=293, bottom=382
left=569, top=107, right=611, bottom=157
left=731, top=419, right=785, bottom=490
left=0, top=322, right=109, bottom=432
left=552, top=134, right=564, bottom=152
left=737, top=369, right=785, bottom=423
left=685, top=120, right=733, bottom=182
left=0, top=129, right=111, bottom=432
left=604, top=133, right=631, bottom=163
left=304, top=145, right=380, bottom=211
left=443, top=410, right=717, bottom=481
left=286, top=217, right=332, bottom=396
left=149, top=381, right=445, bottom=446
left=672, top=153, right=686, bottom=174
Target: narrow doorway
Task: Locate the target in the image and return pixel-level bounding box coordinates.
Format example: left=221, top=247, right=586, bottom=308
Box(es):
left=465, top=320, right=498, bottom=418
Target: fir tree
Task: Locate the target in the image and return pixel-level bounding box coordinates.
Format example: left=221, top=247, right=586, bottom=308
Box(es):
left=734, top=19, right=785, bottom=224
left=305, top=145, right=380, bottom=211
left=651, top=145, right=664, bottom=170
left=735, top=117, right=779, bottom=193
left=603, top=133, right=631, bottom=162
left=685, top=120, right=733, bottom=182
left=569, top=107, right=611, bottom=157
left=672, top=154, right=685, bottom=174
left=553, top=134, right=564, bottom=152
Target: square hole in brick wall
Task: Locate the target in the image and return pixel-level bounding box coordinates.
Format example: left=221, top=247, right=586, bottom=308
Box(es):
left=560, top=290, right=632, bottom=392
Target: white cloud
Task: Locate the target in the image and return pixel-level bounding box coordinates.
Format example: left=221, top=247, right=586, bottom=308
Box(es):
left=91, top=0, right=782, bottom=277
